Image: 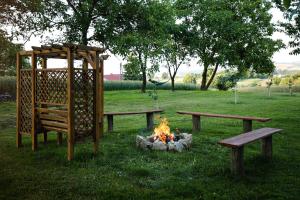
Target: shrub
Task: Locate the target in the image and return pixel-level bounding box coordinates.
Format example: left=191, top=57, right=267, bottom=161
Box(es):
left=215, top=72, right=239, bottom=91
left=183, top=73, right=197, bottom=84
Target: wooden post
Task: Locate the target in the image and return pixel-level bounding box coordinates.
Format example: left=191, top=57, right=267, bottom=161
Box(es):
left=243, top=120, right=252, bottom=133
left=93, top=52, right=101, bottom=154
left=67, top=48, right=75, bottom=161
left=262, top=136, right=272, bottom=159
left=107, top=115, right=113, bottom=132
left=31, top=53, right=37, bottom=151
left=192, top=115, right=201, bottom=132
left=231, top=146, right=244, bottom=176
left=16, top=52, right=22, bottom=148
left=57, top=132, right=63, bottom=145
left=41, top=57, right=48, bottom=144
left=99, top=58, right=104, bottom=138
left=146, top=112, right=154, bottom=130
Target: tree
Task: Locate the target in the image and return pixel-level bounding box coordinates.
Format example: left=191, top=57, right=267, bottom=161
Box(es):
left=0, top=31, right=29, bottom=76
left=5, top=0, right=124, bottom=46
left=162, top=23, right=190, bottom=91
left=110, top=0, right=174, bottom=93
left=274, top=0, right=300, bottom=55
left=123, top=55, right=142, bottom=81
left=176, top=0, right=283, bottom=90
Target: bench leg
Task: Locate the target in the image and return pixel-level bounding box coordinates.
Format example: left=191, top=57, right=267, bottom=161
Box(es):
left=43, top=131, right=48, bottom=144
left=262, top=135, right=272, bottom=159
left=231, top=146, right=244, bottom=176
left=107, top=115, right=114, bottom=132
left=57, top=132, right=63, bottom=145
left=243, top=120, right=252, bottom=133
left=192, top=115, right=201, bottom=132
left=146, top=113, right=154, bottom=130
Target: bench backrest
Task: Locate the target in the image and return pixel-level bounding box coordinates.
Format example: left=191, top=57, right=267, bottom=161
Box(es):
left=218, top=128, right=282, bottom=147
left=177, top=111, right=271, bottom=122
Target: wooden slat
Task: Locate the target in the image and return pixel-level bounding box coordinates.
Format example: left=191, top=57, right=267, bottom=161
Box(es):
left=218, top=128, right=282, bottom=147
left=43, top=126, right=67, bottom=133
left=38, top=102, right=67, bottom=106
left=40, top=120, right=67, bottom=129
left=37, top=108, right=67, bottom=117
left=177, top=111, right=271, bottom=122
left=39, top=114, right=67, bottom=123
left=104, top=109, right=164, bottom=116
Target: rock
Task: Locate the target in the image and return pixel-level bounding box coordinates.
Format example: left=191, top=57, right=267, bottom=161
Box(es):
left=136, top=135, right=153, bottom=150
left=152, top=140, right=167, bottom=151
left=174, top=141, right=184, bottom=152
left=167, top=142, right=176, bottom=151
left=178, top=133, right=192, bottom=149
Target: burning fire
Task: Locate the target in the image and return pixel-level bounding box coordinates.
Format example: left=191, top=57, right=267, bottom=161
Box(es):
left=152, top=118, right=174, bottom=144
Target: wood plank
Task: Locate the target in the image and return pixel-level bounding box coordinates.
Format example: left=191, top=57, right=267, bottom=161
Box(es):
left=40, top=120, right=67, bottom=129
left=37, top=108, right=67, bottom=117
left=38, top=102, right=67, bottom=106
left=218, top=128, right=282, bottom=148
left=177, top=111, right=271, bottom=122
left=192, top=115, right=201, bottom=132
left=104, top=109, right=164, bottom=116
left=39, top=114, right=67, bottom=123
left=43, top=126, right=67, bottom=133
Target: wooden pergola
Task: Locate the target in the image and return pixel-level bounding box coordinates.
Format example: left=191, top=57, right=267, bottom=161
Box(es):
left=16, top=43, right=108, bottom=160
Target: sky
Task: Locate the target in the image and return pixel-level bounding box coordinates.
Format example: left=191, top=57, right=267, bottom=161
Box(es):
left=18, top=7, right=300, bottom=76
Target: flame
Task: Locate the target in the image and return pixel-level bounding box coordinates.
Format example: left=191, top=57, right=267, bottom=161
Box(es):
left=152, top=118, right=174, bottom=144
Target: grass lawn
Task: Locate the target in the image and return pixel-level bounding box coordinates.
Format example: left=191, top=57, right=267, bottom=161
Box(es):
left=0, top=90, right=299, bottom=199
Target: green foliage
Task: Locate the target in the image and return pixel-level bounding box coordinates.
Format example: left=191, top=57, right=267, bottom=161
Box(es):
left=215, top=71, right=240, bottom=91
left=273, top=76, right=282, bottom=85
left=274, top=0, right=300, bottom=54
left=176, top=0, right=283, bottom=89
left=123, top=56, right=142, bottom=81
left=0, top=32, right=30, bottom=76
left=183, top=73, right=197, bottom=84
left=0, top=76, right=16, bottom=98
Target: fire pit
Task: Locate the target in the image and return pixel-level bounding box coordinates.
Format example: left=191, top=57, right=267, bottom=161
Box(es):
left=136, top=118, right=192, bottom=152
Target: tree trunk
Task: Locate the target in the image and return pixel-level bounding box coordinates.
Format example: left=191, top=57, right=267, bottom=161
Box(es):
left=205, top=64, right=219, bottom=89
left=171, top=77, right=175, bottom=91
left=141, top=67, right=146, bottom=93
left=200, top=63, right=208, bottom=90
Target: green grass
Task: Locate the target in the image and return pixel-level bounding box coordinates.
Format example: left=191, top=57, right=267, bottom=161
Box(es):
left=0, top=90, right=299, bottom=199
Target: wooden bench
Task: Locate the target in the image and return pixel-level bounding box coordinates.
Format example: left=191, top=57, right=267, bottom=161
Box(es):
left=177, top=111, right=271, bottom=133
left=218, top=127, right=282, bottom=176
left=104, top=109, right=164, bottom=132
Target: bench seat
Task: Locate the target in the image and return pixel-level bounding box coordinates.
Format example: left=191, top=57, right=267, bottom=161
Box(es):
left=218, top=128, right=282, bottom=147
left=218, top=127, right=282, bottom=176
left=103, top=109, right=164, bottom=132
left=177, top=111, right=271, bottom=132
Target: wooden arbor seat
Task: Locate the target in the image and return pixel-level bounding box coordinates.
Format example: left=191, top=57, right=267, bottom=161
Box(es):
left=103, top=109, right=164, bottom=132
left=177, top=111, right=271, bottom=132
left=218, top=127, right=282, bottom=176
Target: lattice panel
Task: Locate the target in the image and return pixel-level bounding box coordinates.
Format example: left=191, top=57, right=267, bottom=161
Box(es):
left=36, top=69, right=67, bottom=105
left=19, top=70, right=32, bottom=134
left=74, top=69, right=96, bottom=141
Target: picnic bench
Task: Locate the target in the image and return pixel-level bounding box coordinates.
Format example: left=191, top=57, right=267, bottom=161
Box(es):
left=103, top=109, right=164, bottom=132
left=177, top=111, right=271, bottom=133
left=218, top=127, right=282, bottom=176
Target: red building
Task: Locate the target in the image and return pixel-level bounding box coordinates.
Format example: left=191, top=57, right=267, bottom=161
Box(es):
left=103, top=73, right=122, bottom=81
